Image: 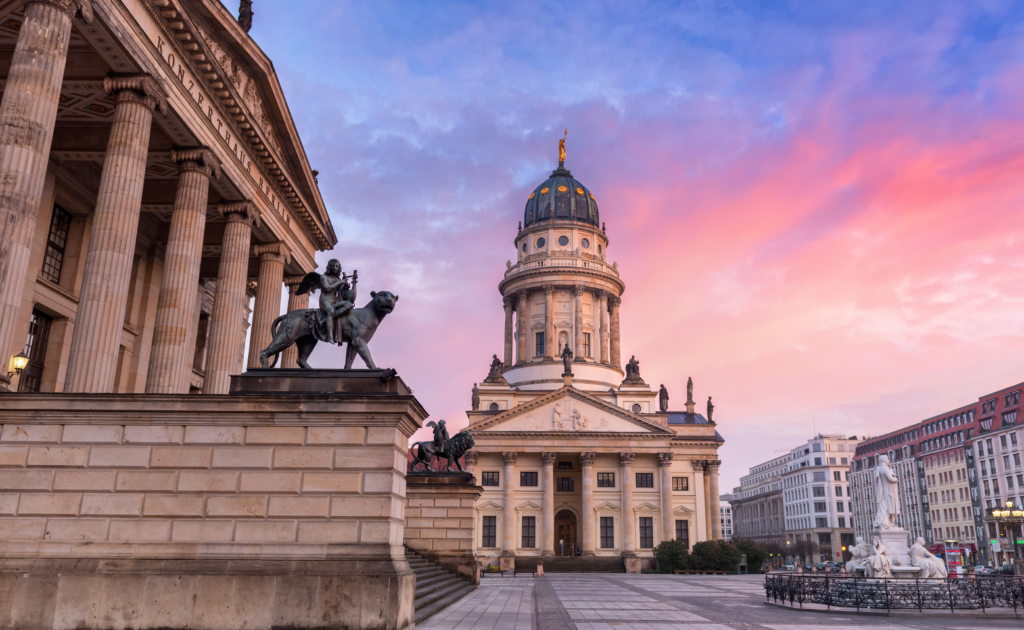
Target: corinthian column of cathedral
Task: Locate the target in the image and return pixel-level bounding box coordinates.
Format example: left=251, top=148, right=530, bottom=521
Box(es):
left=465, top=137, right=725, bottom=573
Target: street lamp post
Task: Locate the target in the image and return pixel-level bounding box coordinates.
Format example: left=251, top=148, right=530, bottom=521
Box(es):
left=990, top=500, right=1024, bottom=574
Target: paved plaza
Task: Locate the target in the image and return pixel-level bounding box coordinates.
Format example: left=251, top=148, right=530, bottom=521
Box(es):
left=417, top=574, right=1024, bottom=630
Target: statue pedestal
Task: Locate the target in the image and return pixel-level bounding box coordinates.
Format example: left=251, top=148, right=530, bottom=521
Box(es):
left=873, top=528, right=914, bottom=573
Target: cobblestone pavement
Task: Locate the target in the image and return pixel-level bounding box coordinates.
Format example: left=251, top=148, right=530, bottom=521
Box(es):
left=417, top=574, right=1024, bottom=630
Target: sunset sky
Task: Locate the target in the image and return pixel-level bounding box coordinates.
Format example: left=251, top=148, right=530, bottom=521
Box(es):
left=245, top=0, right=1024, bottom=490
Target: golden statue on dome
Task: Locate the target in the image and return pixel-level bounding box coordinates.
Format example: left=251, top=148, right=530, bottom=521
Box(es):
left=559, top=129, right=567, bottom=167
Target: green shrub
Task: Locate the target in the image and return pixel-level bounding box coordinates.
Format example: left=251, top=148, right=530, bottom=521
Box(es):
left=653, top=539, right=693, bottom=572
left=732, top=539, right=768, bottom=570
left=691, top=540, right=742, bottom=572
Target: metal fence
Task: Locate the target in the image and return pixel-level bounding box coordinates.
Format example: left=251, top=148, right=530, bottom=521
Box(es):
left=764, top=574, right=1024, bottom=613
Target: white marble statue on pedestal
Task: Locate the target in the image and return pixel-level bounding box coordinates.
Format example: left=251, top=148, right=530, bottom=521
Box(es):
left=910, top=537, right=948, bottom=578
left=865, top=536, right=894, bottom=579
left=845, top=536, right=871, bottom=574
left=873, top=454, right=901, bottom=530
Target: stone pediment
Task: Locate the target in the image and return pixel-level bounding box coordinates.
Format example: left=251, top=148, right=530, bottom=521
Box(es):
left=634, top=502, right=660, bottom=512
left=468, top=387, right=672, bottom=435
left=673, top=505, right=695, bottom=515
left=516, top=501, right=541, bottom=510
left=594, top=501, right=620, bottom=511
left=477, top=501, right=503, bottom=510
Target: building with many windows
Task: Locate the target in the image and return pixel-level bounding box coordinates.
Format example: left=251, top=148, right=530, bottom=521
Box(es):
left=729, top=454, right=787, bottom=547
left=719, top=494, right=733, bottom=541
left=850, top=425, right=928, bottom=546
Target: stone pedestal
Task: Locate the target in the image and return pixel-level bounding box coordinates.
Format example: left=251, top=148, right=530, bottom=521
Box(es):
left=625, top=557, right=642, bottom=573
left=0, top=369, right=426, bottom=629
left=406, top=474, right=482, bottom=584
left=875, top=529, right=912, bottom=566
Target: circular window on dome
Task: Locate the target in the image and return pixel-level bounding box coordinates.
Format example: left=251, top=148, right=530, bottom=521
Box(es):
left=576, top=187, right=584, bottom=195
left=581, top=238, right=591, bottom=249
left=557, top=235, right=569, bottom=247
left=537, top=237, right=546, bottom=248
left=558, top=185, right=568, bottom=192
left=540, top=187, right=549, bottom=194
left=631, top=403, right=642, bottom=413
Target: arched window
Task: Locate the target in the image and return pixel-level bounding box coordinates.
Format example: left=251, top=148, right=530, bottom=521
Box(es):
left=555, top=510, right=576, bottom=522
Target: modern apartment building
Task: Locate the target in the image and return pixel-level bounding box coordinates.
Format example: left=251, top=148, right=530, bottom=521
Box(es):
left=719, top=494, right=734, bottom=541
left=730, top=454, right=788, bottom=547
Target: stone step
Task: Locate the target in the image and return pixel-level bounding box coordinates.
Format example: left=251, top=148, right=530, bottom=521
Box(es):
left=414, top=582, right=476, bottom=625
left=412, top=566, right=446, bottom=578
left=415, top=572, right=460, bottom=592
left=414, top=577, right=470, bottom=610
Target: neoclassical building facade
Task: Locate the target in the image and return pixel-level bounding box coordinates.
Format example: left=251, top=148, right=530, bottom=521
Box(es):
left=465, top=152, right=725, bottom=569
left=0, top=0, right=334, bottom=395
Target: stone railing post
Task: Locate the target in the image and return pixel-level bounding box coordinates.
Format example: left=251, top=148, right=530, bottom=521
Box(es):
left=146, top=148, right=220, bottom=393
left=0, top=0, right=92, bottom=391
left=246, top=243, right=289, bottom=368
left=66, top=74, right=167, bottom=392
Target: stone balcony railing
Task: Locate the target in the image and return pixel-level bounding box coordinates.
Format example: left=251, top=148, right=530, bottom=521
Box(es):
left=504, top=255, right=620, bottom=280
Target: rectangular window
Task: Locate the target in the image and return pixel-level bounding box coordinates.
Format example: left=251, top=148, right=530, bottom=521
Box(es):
left=675, top=520, right=689, bottom=547
left=672, top=477, right=688, bottom=491
left=558, top=461, right=573, bottom=470
left=814, top=501, right=827, bottom=512
left=815, top=517, right=828, bottom=528
left=557, top=477, right=574, bottom=492
left=535, top=332, right=545, bottom=357
left=813, top=472, right=826, bottom=482
left=1012, top=433, right=1019, bottom=446
left=814, top=457, right=822, bottom=466
left=636, top=473, right=653, bottom=488
left=520, top=471, right=538, bottom=487
left=41, top=204, right=71, bottom=284
left=583, top=332, right=591, bottom=357
left=639, top=517, right=653, bottom=548
left=835, top=486, right=843, bottom=497
left=600, top=517, right=614, bottom=548
left=829, top=457, right=836, bottom=465
left=1001, top=436, right=1008, bottom=448
left=522, top=516, right=536, bottom=548
left=833, top=471, right=841, bottom=481
left=836, top=502, right=844, bottom=512
left=482, top=516, right=496, bottom=547
left=838, top=517, right=846, bottom=528
left=18, top=309, right=52, bottom=393
left=481, top=472, right=499, bottom=486
left=812, top=486, right=825, bottom=497
left=597, top=472, right=615, bottom=487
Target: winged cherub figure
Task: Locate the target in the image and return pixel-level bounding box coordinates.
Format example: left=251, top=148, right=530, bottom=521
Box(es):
left=296, top=259, right=355, bottom=345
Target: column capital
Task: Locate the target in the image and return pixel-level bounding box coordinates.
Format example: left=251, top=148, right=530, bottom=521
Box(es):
left=253, top=242, right=291, bottom=265
left=608, top=296, right=621, bottom=307
left=573, top=284, right=585, bottom=296
left=544, top=284, right=555, bottom=295
left=246, top=281, right=258, bottom=298
left=619, top=452, right=634, bottom=465
left=171, top=147, right=221, bottom=180
left=463, top=451, right=479, bottom=466
left=594, top=289, right=606, bottom=300
left=580, top=452, right=596, bottom=466
left=104, top=74, right=168, bottom=113
left=32, top=0, right=93, bottom=22
left=658, top=453, right=673, bottom=467
left=690, top=459, right=707, bottom=472
left=218, top=201, right=261, bottom=228
left=284, top=275, right=307, bottom=290
left=503, top=295, right=514, bottom=308
left=541, top=452, right=557, bottom=465
left=706, top=460, right=722, bottom=473
left=502, top=451, right=518, bottom=465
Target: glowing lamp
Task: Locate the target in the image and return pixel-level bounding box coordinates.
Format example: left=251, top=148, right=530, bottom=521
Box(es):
left=7, top=352, right=28, bottom=378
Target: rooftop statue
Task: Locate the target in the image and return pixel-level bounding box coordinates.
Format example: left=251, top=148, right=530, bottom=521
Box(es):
left=258, top=259, right=398, bottom=369
left=872, top=454, right=901, bottom=530
left=471, top=383, right=480, bottom=411
left=559, top=129, right=567, bottom=167
left=686, top=376, right=693, bottom=403
left=410, top=420, right=476, bottom=473
left=707, top=396, right=715, bottom=422
left=626, top=355, right=639, bottom=376
left=659, top=385, right=669, bottom=412
left=483, top=354, right=508, bottom=384
left=561, top=344, right=574, bottom=376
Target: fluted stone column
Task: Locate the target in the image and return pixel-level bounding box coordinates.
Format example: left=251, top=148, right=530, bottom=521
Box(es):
left=708, top=460, right=722, bottom=540
left=247, top=243, right=289, bottom=368
left=700, top=460, right=713, bottom=539
left=620, top=452, right=635, bottom=556
left=595, top=290, right=605, bottom=364
left=541, top=452, right=556, bottom=556
left=66, top=75, right=167, bottom=392
left=463, top=451, right=479, bottom=478
left=573, top=285, right=585, bottom=361
left=146, top=148, right=220, bottom=393
left=503, top=296, right=514, bottom=366
left=581, top=452, right=596, bottom=556
left=281, top=275, right=309, bottom=368
left=501, top=451, right=517, bottom=557
left=0, top=0, right=92, bottom=391
left=659, top=453, right=674, bottom=542
left=515, top=291, right=527, bottom=365
left=543, top=285, right=555, bottom=360
left=609, top=296, right=621, bottom=368
left=205, top=202, right=259, bottom=394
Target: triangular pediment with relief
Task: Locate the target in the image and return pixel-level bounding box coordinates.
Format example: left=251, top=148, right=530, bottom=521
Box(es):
left=516, top=501, right=542, bottom=511
left=673, top=505, right=695, bottom=515
left=468, top=387, right=673, bottom=435
left=477, top=501, right=503, bottom=510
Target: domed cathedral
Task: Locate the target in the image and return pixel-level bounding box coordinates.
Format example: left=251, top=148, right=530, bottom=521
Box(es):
left=464, top=137, right=725, bottom=572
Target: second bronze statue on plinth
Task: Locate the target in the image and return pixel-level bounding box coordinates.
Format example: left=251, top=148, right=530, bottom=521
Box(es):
left=259, top=258, right=399, bottom=369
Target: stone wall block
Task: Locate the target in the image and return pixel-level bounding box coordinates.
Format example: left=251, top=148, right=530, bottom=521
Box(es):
left=432, top=517, right=460, bottom=528
left=143, top=495, right=203, bottom=517
left=366, top=427, right=403, bottom=446
left=0, top=493, right=18, bottom=515
left=80, top=493, right=143, bottom=516
left=108, top=519, right=170, bottom=541
left=245, top=427, right=304, bottom=445
left=0, top=446, right=29, bottom=467
left=184, top=426, right=244, bottom=444
left=405, top=508, right=420, bottom=518
left=445, top=507, right=473, bottom=518
left=115, top=471, right=176, bottom=492
left=405, top=518, right=433, bottom=529
left=431, top=538, right=461, bottom=550
left=151, top=446, right=212, bottom=469
left=139, top=575, right=194, bottom=628
left=271, top=575, right=319, bottom=628
left=358, top=521, right=391, bottom=543
left=301, top=472, right=360, bottom=493
left=445, top=529, right=472, bottom=539
left=123, top=425, right=184, bottom=444
left=363, top=472, right=402, bottom=494
left=61, top=425, right=122, bottom=444
left=211, top=447, right=273, bottom=469
left=273, top=447, right=333, bottom=469
left=176, top=471, right=239, bottom=492
left=268, top=496, right=329, bottom=518
left=17, top=492, right=81, bottom=516
left=2, top=425, right=61, bottom=443
left=88, top=446, right=151, bottom=468
left=27, top=446, right=89, bottom=467
left=296, top=521, right=358, bottom=543
left=407, top=499, right=434, bottom=508
left=234, top=520, right=296, bottom=542
left=333, top=447, right=401, bottom=470
left=434, top=498, right=461, bottom=508
left=330, top=496, right=395, bottom=518
left=0, top=470, right=53, bottom=490
left=169, top=520, right=234, bottom=542
left=0, top=517, right=46, bottom=539
left=307, top=427, right=365, bottom=445
left=205, top=495, right=267, bottom=518
left=54, top=470, right=116, bottom=491
left=418, top=529, right=444, bottom=539
left=43, top=518, right=109, bottom=541
left=239, top=472, right=301, bottom=493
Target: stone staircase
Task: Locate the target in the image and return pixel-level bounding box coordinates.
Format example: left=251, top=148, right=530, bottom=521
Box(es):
left=408, top=548, right=476, bottom=623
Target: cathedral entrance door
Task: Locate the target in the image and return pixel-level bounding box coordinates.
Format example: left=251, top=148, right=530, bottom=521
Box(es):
left=555, top=510, right=577, bottom=557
